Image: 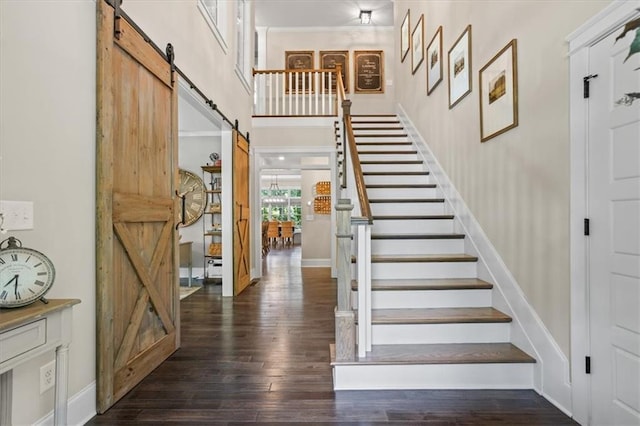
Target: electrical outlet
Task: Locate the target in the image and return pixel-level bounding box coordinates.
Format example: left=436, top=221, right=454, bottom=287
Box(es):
left=40, top=360, right=55, bottom=394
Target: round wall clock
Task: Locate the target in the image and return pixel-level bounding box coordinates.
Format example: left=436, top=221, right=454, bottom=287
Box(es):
left=0, top=237, right=56, bottom=308
left=178, top=168, right=207, bottom=226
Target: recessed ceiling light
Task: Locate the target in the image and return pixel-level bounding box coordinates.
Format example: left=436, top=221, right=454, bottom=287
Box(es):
left=278, top=156, right=285, bottom=160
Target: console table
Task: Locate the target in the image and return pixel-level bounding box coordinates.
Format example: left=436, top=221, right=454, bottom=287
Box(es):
left=0, top=299, right=80, bottom=426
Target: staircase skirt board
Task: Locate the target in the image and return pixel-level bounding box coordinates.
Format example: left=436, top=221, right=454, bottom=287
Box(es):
left=332, top=362, right=535, bottom=390
left=371, top=322, right=510, bottom=345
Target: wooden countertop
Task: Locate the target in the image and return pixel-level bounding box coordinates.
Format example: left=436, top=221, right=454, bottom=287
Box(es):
left=0, top=299, right=81, bottom=331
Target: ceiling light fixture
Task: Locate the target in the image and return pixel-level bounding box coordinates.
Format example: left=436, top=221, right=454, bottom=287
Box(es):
left=359, top=10, right=372, bottom=25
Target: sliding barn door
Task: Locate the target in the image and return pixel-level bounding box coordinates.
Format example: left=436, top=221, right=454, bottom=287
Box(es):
left=96, top=1, right=179, bottom=412
left=233, top=130, right=251, bottom=295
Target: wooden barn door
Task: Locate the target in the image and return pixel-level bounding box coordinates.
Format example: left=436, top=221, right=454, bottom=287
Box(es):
left=233, top=130, right=251, bottom=295
left=96, top=1, right=179, bottom=412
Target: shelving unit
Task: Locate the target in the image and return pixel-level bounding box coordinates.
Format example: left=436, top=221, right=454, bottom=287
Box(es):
left=202, top=165, right=222, bottom=282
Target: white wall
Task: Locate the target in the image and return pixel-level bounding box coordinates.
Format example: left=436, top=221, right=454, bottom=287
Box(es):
left=262, top=27, right=396, bottom=114
left=0, top=1, right=96, bottom=424
left=0, top=0, right=254, bottom=424
left=301, top=170, right=332, bottom=264
left=393, top=0, right=610, bottom=357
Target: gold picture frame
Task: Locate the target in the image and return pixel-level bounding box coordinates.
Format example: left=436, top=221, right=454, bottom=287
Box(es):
left=354, top=50, right=385, bottom=94
left=448, top=25, right=472, bottom=109
left=285, top=50, right=315, bottom=93
left=320, top=50, right=349, bottom=93
left=426, top=26, right=443, bottom=95
left=479, top=39, right=518, bottom=142
left=400, top=10, right=410, bottom=63
left=411, top=14, right=425, bottom=75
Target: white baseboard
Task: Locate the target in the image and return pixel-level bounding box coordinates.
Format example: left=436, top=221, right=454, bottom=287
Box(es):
left=35, top=381, right=96, bottom=426
left=301, top=258, right=331, bottom=267
left=396, top=105, right=572, bottom=415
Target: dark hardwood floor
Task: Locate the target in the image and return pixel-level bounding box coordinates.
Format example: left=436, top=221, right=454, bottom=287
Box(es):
left=87, top=246, right=577, bottom=425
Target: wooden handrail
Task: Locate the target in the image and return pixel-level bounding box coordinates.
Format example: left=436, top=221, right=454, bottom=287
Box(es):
left=343, top=114, right=373, bottom=223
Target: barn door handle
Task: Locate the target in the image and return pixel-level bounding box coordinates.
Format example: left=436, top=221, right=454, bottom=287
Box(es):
left=175, top=191, right=186, bottom=229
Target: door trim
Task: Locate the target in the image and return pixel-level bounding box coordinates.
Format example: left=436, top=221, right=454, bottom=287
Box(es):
left=567, top=2, right=640, bottom=424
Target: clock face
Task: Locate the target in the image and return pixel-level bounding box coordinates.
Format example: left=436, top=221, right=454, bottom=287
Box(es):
left=0, top=246, right=55, bottom=308
left=178, top=169, right=206, bottom=226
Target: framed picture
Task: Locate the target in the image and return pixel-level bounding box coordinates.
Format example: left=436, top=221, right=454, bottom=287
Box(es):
left=448, top=25, right=472, bottom=109
left=426, top=26, right=443, bottom=95
left=354, top=50, right=385, bottom=94
left=400, top=10, right=410, bottom=63
left=320, top=50, right=349, bottom=93
left=285, top=50, right=314, bottom=93
left=411, top=14, right=425, bottom=75
left=479, top=39, right=518, bottom=142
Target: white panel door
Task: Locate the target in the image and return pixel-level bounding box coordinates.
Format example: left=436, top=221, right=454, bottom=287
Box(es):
left=588, top=16, right=640, bottom=426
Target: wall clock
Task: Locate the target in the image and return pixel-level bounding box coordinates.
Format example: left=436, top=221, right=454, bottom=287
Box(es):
left=178, top=168, right=206, bottom=227
left=0, top=237, right=55, bottom=308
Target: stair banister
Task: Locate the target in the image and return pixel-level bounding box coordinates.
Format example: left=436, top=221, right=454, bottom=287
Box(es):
left=335, top=72, right=373, bottom=358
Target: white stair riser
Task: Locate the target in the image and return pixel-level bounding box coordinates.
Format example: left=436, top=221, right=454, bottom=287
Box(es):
left=372, top=219, right=453, bottom=234
left=361, top=163, right=424, bottom=173
left=370, top=261, right=477, bottom=279
left=367, top=187, right=438, bottom=198
left=371, top=202, right=445, bottom=215
left=371, top=323, right=510, bottom=345
left=332, top=363, right=534, bottom=390
left=371, top=238, right=464, bottom=255
left=359, top=153, right=419, bottom=162
left=356, top=144, right=415, bottom=152
left=364, top=175, right=432, bottom=185
left=351, top=289, right=491, bottom=310
left=354, top=136, right=411, bottom=143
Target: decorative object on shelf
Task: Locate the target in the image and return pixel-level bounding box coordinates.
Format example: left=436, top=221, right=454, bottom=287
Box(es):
left=427, top=26, right=443, bottom=95
left=209, top=152, right=221, bottom=167
left=411, top=14, right=425, bottom=75
left=0, top=236, right=55, bottom=308
left=177, top=168, right=206, bottom=227
left=448, top=25, right=472, bottom=109
left=400, top=10, right=410, bottom=63
left=208, top=242, right=222, bottom=256
left=479, top=39, right=519, bottom=142
left=354, top=50, right=385, bottom=94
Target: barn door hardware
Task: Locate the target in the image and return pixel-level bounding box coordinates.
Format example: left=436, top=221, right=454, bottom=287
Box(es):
left=113, top=0, right=123, bottom=40
left=166, top=43, right=176, bottom=86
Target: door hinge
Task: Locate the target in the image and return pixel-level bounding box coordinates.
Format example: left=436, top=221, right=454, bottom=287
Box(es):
left=586, top=356, right=591, bottom=374
left=584, top=218, right=590, bottom=236
left=583, top=74, right=599, bottom=99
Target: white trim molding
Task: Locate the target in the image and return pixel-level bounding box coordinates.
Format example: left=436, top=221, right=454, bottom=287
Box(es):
left=35, top=381, right=96, bottom=426
left=397, top=105, right=572, bottom=415
left=566, top=2, right=640, bottom=424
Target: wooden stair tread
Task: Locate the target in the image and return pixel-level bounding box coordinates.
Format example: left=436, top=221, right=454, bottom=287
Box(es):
left=371, top=254, right=478, bottom=263
left=373, top=214, right=454, bottom=220
left=364, top=171, right=429, bottom=176
left=351, top=278, right=493, bottom=291
left=371, top=233, right=464, bottom=240
left=355, top=134, right=409, bottom=138
left=369, top=198, right=445, bottom=203
left=366, top=184, right=436, bottom=188
left=331, top=343, right=535, bottom=365
left=355, top=141, right=412, bottom=145
left=370, top=307, right=511, bottom=324
left=361, top=160, right=422, bottom=164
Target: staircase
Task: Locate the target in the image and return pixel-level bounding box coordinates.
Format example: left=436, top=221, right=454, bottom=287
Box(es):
left=332, top=114, right=535, bottom=390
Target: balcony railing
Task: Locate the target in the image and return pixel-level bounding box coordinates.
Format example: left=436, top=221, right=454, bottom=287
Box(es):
left=253, top=68, right=340, bottom=117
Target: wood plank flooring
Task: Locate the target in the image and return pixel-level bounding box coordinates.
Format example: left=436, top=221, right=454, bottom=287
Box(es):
left=86, top=247, right=577, bottom=425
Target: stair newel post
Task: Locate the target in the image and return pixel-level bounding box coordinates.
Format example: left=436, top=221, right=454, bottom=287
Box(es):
left=335, top=199, right=356, bottom=361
